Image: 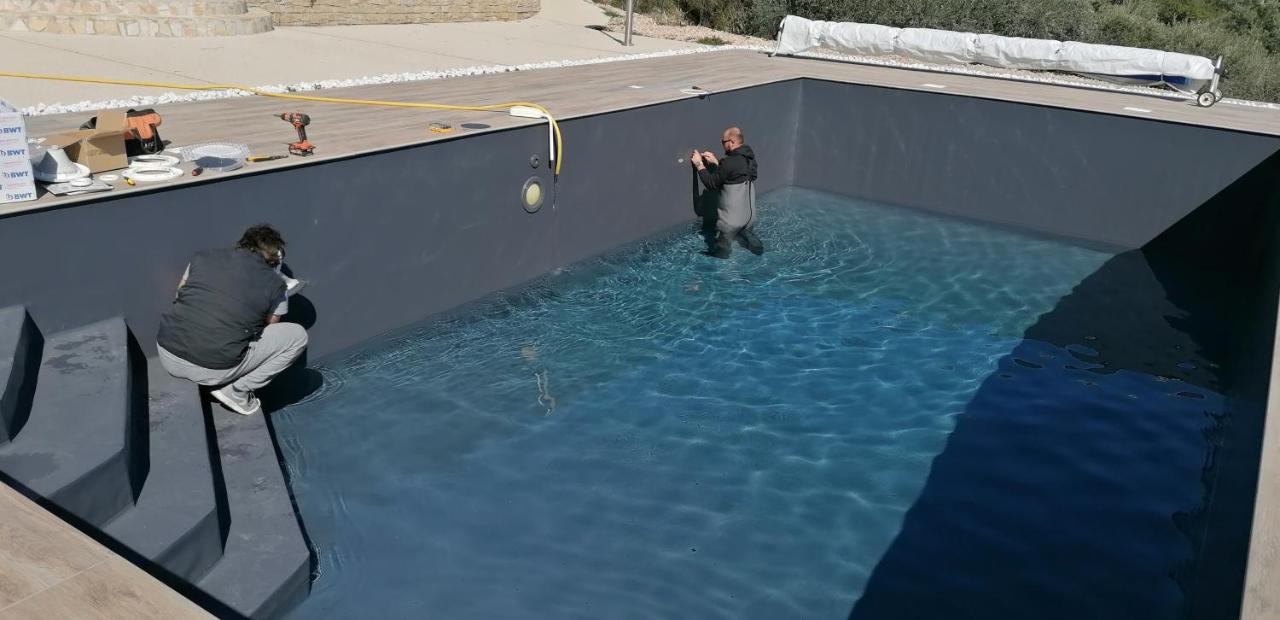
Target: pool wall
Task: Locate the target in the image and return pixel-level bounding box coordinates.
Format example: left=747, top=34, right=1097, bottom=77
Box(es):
left=793, top=88, right=1280, bottom=620
left=0, top=81, right=802, bottom=361
left=3, top=80, right=1277, bottom=360
left=1, top=78, right=1279, bottom=619
left=1236, top=150, right=1280, bottom=619
left=795, top=79, right=1280, bottom=249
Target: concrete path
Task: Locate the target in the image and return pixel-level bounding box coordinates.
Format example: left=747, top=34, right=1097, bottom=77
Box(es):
left=0, top=0, right=698, bottom=108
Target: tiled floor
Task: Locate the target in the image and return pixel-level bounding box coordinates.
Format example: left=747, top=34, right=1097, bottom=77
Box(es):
left=0, top=483, right=210, bottom=619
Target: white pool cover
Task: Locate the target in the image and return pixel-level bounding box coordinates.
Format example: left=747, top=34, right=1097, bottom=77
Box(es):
left=775, top=15, right=1217, bottom=94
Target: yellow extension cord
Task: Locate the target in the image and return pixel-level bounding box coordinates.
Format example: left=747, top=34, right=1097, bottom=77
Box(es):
left=0, top=71, right=563, bottom=175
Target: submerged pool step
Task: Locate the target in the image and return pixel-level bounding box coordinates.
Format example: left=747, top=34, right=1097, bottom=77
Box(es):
left=101, top=363, right=226, bottom=584
left=195, top=410, right=311, bottom=619
left=0, top=317, right=141, bottom=526
left=0, top=305, right=40, bottom=444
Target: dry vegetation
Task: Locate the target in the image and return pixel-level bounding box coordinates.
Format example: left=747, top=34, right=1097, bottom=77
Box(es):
left=602, top=0, right=1280, bottom=102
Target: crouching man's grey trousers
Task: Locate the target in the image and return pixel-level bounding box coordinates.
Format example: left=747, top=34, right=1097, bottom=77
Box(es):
left=158, top=322, right=308, bottom=396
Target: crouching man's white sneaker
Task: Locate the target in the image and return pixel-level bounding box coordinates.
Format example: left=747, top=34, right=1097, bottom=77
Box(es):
left=211, top=384, right=262, bottom=416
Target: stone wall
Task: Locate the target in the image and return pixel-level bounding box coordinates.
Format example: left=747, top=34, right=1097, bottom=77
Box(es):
left=247, top=0, right=538, bottom=26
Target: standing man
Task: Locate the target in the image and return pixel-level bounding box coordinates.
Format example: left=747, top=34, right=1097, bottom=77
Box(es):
left=691, top=126, right=764, bottom=259
left=157, top=225, right=309, bottom=416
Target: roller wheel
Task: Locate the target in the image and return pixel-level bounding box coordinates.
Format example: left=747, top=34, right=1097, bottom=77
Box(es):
left=1197, top=91, right=1216, bottom=107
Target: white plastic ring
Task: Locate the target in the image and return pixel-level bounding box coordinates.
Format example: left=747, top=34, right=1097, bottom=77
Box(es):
left=129, top=154, right=181, bottom=167
left=123, top=166, right=184, bottom=182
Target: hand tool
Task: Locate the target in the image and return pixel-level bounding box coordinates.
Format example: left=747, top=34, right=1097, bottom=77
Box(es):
left=247, top=154, right=288, bottom=162
left=276, top=113, right=315, bottom=156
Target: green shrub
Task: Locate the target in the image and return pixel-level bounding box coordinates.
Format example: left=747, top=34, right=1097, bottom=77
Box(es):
left=1161, top=20, right=1279, bottom=101
left=1220, top=0, right=1280, bottom=53
left=1153, top=0, right=1225, bottom=24
left=1092, top=2, right=1164, bottom=47
left=1084, top=0, right=1280, bottom=100
left=616, top=0, right=1280, bottom=101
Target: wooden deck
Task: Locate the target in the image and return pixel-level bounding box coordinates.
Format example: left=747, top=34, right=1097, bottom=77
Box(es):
left=9, top=49, right=1280, bottom=217
left=0, top=483, right=210, bottom=619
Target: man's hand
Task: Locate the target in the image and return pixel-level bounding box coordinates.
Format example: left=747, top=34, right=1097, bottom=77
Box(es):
left=267, top=314, right=282, bottom=325
left=701, top=152, right=719, bottom=166
left=690, top=150, right=705, bottom=170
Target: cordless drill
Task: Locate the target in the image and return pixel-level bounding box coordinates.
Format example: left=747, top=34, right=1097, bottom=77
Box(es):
left=277, top=112, right=315, bottom=156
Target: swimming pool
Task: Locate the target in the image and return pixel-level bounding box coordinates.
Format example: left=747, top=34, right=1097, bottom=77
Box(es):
left=272, top=186, right=1248, bottom=619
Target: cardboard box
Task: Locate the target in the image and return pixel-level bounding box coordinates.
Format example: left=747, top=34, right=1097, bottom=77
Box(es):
left=44, top=110, right=127, bottom=173
left=0, top=100, right=36, bottom=205
left=0, top=159, right=37, bottom=204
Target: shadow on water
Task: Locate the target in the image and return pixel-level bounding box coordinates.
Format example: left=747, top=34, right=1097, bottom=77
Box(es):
left=261, top=300, right=324, bottom=412
left=847, top=150, right=1280, bottom=620
left=261, top=352, right=323, bottom=414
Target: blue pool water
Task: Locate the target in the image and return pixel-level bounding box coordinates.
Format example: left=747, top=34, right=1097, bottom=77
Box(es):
left=276, top=187, right=1239, bottom=619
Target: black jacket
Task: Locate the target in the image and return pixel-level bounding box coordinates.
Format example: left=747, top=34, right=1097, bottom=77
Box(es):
left=697, top=144, right=757, bottom=191
left=157, top=248, right=286, bottom=369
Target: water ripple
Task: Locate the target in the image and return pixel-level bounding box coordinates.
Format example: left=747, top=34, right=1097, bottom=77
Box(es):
left=275, top=187, right=1234, bottom=620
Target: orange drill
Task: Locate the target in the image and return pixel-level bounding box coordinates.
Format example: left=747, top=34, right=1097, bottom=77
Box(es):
left=277, top=113, right=315, bottom=156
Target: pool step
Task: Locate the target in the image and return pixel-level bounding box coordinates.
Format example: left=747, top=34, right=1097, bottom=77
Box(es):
left=0, top=317, right=141, bottom=526
left=0, top=310, right=311, bottom=617
left=195, top=410, right=311, bottom=619
left=0, top=305, right=40, bottom=444
left=101, top=363, right=227, bottom=584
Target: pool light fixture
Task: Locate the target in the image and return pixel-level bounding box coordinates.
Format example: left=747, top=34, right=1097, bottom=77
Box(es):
left=522, top=177, right=545, bottom=213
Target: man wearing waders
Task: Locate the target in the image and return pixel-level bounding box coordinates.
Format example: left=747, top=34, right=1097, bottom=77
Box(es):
left=691, top=127, right=764, bottom=259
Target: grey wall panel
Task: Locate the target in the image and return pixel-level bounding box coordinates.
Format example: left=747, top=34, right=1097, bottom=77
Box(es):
left=0, top=126, right=559, bottom=359
left=0, top=83, right=803, bottom=360
left=1, top=78, right=1276, bottom=362
left=795, top=79, right=1280, bottom=249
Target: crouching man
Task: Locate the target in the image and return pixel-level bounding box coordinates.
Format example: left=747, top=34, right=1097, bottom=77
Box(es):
left=157, top=225, right=308, bottom=416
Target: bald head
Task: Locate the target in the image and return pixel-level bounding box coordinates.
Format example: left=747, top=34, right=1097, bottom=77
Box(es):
left=721, top=127, right=744, bottom=153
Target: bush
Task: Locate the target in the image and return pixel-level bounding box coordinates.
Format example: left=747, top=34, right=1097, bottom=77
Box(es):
left=1086, top=0, right=1280, bottom=101
left=1161, top=20, right=1279, bottom=101
left=1220, top=0, right=1280, bottom=53
left=615, top=0, right=1280, bottom=101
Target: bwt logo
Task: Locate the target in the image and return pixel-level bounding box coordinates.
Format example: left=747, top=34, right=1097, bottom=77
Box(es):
left=0, top=127, right=21, bottom=134
left=5, top=191, right=34, bottom=201
left=2, top=170, right=29, bottom=179
left=1, top=148, right=25, bottom=157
